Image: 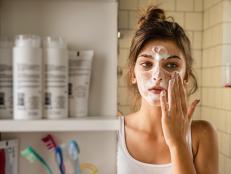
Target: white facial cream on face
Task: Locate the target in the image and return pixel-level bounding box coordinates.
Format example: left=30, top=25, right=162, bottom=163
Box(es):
left=0, top=38, right=13, bottom=119
left=13, top=35, right=43, bottom=120
left=43, top=37, right=68, bottom=119
left=69, top=50, right=93, bottom=118
left=135, top=45, right=182, bottom=106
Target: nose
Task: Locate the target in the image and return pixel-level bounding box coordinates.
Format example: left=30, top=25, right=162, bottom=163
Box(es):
left=152, top=65, right=163, bottom=82
left=154, top=76, right=162, bottom=81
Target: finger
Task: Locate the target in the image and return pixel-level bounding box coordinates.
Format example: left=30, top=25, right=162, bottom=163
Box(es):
left=177, top=73, right=187, bottom=116
left=187, top=99, right=200, bottom=120
left=174, top=72, right=183, bottom=116
left=168, top=78, right=175, bottom=111
left=160, top=90, right=168, bottom=117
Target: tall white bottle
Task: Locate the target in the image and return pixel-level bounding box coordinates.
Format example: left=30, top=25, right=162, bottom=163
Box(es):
left=13, top=35, right=42, bottom=120
left=0, top=38, right=13, bottom=119
left=43, top=37, right=68, bottom=119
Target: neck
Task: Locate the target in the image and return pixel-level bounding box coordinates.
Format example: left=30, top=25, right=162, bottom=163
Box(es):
left=135, top=99, right=164, bottom=139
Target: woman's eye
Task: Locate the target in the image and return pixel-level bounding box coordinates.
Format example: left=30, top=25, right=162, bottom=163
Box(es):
left=165, top=63, right=178, bottom=70
left=141, top=62, right=153, bottom=69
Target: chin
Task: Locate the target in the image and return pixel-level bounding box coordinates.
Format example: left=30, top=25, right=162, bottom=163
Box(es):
left=146, top=99, right=161, bottom=107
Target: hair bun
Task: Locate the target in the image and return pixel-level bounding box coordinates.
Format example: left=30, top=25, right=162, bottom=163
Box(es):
left=138, top=7, right=166, bottom=28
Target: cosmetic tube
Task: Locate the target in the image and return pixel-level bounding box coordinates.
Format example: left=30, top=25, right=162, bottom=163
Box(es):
left=69, top=50, right=93, bottom=117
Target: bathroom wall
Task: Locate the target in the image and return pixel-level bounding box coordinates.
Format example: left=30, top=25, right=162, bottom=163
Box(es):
left=118, top=0, right=231, bottom=173
left=202, top=0, right=231, bottom=173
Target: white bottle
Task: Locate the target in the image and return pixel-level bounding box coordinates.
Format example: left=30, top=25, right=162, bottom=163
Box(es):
left=0, top=37, right=13, bottom=119
left=43, top=37, right=68, bottom=119
left=13, top=35, right=42, bottom=120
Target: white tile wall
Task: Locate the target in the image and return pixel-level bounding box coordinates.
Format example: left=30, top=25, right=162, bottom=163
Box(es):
left=119, top=11, right=129, bottom=29
left=223, top=1, right=231, bottom=22
left=193, top=31, right=203, bottom=49
left=129, top=11, right=138, bottom=29
left=138, top=0, right=153, bottom=9
left=223, top=22, right=231, bottom=44
left=225, top=157, right=231, bottom=174
left=118, top=48, right=129, bottom=67
left=119, top=30, right=134, bottom=49
left=119, top=0, right=139, bottom=10
left=176, top=0, right=194, bottom=11
left=166, top=11, right=184, bottom=27
left=203, top=9, right=209, bottom=29
left=138, top=0, right=176, bottom=10
left=222, top=45, right=231, bottom=65
left=219, top=154, right=225, bottom=174
left=209, top=2, right=222, bottom=27
left=192, top=50, right=202, bottom=68
left=157, top=0, right=176, bottom=11
left=204, top=0, right=222, bottom=10
left=185, top=12, right=203, bottom=30
left=227, top=111, right=231, bottom=134
left=194, top=0, right=203, bottom=11
left=118, top=87, right=131, bottom=106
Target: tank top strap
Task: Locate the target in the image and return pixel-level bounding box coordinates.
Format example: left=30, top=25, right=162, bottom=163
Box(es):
left=118, top=116, right=125, bottom=139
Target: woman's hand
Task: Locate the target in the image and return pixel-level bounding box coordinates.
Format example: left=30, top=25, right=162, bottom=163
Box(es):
left=160, top=72, right=199, bottom=149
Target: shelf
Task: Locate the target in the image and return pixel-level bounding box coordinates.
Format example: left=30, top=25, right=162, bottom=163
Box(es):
left=0, top=116, right=120, bottom=132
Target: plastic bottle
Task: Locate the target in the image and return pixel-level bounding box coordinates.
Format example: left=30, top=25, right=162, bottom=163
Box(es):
left=0, top=37, right=13, bottom=119
left=43, top=37, right=68, bottom=119
left=13, top=35, right=42, bottom=120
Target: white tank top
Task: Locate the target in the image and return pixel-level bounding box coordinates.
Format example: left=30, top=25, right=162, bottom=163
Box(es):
left=117, top=116, right=193, bottom=174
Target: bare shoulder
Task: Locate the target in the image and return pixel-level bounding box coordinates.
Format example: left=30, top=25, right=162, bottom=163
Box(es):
left=191, top=120, right=218, bottom=159
left=123, top=112, right=140, bottom=128
left=191, top=120, right=217, bottom=139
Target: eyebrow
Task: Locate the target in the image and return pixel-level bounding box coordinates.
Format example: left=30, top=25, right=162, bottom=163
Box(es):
left=166, top=55, right=182, bottom=60
left=138, top=53, right=182, bottom=60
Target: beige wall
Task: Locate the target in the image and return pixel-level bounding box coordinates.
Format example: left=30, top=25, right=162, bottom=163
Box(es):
left=202, top=0, right=231, bottom=174
left=118, top=0, right=231, bottom=173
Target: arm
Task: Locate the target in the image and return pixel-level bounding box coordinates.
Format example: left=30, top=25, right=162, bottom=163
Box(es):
left=169, top=120, right=218, bottom=174
left=160, top=72, right=218, bottom=174
left=192, top=120, right=219, bottom=174
left=169, top=141, right=197, bottom=174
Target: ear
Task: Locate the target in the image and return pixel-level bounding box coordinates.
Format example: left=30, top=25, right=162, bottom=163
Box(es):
left=183, top=72, right=189, bottom=86
left=131, top=73, right=137, bottom=84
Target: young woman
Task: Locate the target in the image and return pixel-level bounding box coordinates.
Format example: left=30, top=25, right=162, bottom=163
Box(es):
left=117, top=7, right=218, bottom=174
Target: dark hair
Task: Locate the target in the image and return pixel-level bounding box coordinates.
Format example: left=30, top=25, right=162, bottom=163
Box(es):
left=127, top=6, right=198, bottom=108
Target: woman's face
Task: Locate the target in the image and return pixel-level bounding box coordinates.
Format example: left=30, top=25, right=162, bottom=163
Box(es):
left=134, top=40, right=186, bottom=106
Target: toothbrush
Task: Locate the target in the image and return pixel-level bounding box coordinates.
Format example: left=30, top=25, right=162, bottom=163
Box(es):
left=21, top=146, right=53, bottom=174
left=42, top=134, right=65, bottom=174
left=67, top=140, right=80, bottom=174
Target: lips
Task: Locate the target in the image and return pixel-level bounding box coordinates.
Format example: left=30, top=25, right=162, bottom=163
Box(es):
left=148, top=86, right=166, bottom=94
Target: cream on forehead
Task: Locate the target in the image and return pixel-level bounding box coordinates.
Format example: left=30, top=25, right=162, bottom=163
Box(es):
left=151, top=45, right=170, bottom=61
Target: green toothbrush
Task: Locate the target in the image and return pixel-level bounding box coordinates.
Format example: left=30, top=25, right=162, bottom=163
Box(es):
left=21, top=146, right=53, bottom=174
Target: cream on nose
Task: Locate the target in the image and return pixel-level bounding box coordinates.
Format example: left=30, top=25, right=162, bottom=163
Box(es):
left=153, top=76, right=162, bottom=81
left=152, top=64, right=163, bottom=81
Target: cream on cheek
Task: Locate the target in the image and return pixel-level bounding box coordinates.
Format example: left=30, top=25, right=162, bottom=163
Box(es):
left=135, top=66, right=172, bottom=105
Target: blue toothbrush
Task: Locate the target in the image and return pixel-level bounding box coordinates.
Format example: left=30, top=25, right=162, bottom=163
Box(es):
left=55, top=146, right=65, bottom=174
left=68, top=140, right=80, bottom=174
